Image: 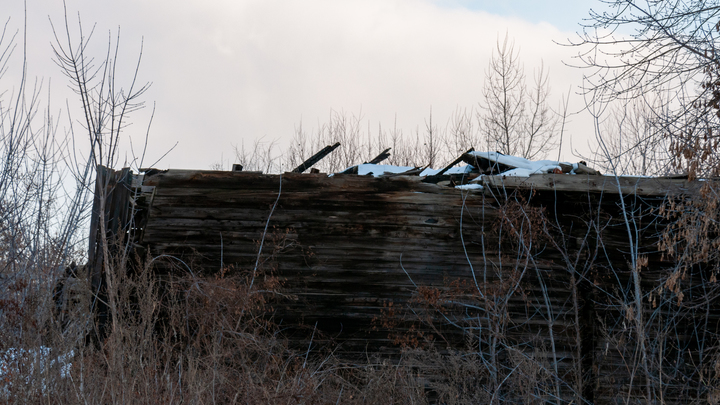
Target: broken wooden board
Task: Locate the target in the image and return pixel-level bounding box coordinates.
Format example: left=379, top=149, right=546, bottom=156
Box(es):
left=480, top=173, right=700, bottom=196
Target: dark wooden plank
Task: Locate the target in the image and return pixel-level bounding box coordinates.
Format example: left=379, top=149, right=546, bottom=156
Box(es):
left=482, top=173, right=700, bottom=196
left=366, top=148, right=391, bottom=165
left=291, top=142, right=341, bottom=173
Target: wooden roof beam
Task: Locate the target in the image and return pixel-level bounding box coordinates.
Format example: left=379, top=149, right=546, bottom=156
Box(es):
left=291, top=142, right=341, bottom=173
left=366, top=148, right=391, bottom=165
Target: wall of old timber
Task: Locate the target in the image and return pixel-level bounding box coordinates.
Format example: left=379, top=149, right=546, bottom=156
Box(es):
left=92, top=167, right=719, bottom=404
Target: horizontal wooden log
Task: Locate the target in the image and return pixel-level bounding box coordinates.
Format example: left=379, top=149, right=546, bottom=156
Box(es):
left=481, top=173, right=700, bottom=196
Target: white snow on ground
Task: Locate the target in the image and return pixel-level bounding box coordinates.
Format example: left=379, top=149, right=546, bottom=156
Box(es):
left=0, top=346, right=73, bottom=396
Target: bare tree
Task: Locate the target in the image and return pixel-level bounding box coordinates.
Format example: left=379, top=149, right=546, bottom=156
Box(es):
left=444, top=107, right=478, bottom=157
left=572, top=0, right=720, bottom=178
left=0, top=4, right=150, bottom=375
left=232, top=137, right=282, bottom=173
left=286, top=110, right=365, bottom=173
left=589, top=91, right=673, bottom=176
left=568, top=1, right=720, bottom=400
left=480, top=34, right=560, bottom=159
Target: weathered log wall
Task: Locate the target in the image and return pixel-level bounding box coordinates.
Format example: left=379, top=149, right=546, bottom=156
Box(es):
left=99, top=168, right=718, bottom=403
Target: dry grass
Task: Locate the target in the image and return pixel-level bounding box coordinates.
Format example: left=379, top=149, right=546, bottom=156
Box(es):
left=0, top=246, right=588, bottom=404
left=0, top=249, right=436, bottom=404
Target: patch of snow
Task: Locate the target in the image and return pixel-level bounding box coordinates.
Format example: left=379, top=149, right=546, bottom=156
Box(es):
left=455, top=183, right=484, bottom=190
left=500, top=168, right=534, bottom=177
left=0, top=346, right=73, bottom=396
left=420, top=165, right=474, bottom=176
left=356, top=164, right=415, bottom=177
left=502, top=166, right=560, bottom=177
left=337, top=163, right=476, bottom=177
left=469, top=151, right=566, bottom=175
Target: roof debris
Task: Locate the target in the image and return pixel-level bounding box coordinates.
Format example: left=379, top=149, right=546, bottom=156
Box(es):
left=461, top=151, right=601, bottom=176
left=255, top=139, right=599, bottom=180
left=336, top=151, right=600, bottom=181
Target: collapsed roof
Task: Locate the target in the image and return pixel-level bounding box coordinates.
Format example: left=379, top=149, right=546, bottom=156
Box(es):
left=336, top=150, right=601, bottom=178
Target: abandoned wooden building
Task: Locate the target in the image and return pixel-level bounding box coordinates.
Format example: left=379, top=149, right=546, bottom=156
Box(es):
left=84, top=149, right=720, bottom=404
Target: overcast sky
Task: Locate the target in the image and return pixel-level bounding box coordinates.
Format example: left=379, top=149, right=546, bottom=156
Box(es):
left=4, top=0, right=602, bottom=170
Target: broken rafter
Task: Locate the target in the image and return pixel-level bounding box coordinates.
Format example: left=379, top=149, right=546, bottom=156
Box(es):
left=292, top=142, right=341, bottom=173
left=436, top=147, right=474, bottom=176
left=366, top=148, right=391, bottom=165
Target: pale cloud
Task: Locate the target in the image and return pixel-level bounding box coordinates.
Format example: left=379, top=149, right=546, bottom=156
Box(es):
left=4, top=0, right=594, bottom=170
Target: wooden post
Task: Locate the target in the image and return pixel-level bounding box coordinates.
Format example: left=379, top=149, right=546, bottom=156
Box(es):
left=87, top=166, right=133, bottom=340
